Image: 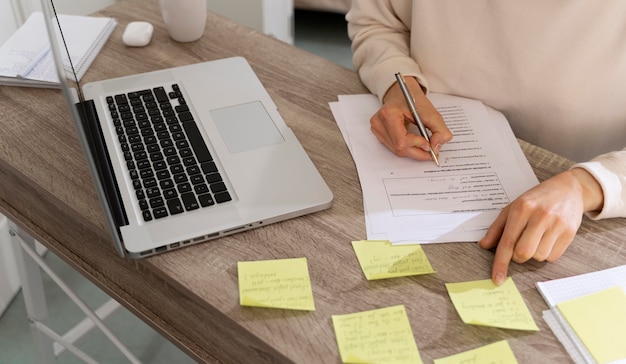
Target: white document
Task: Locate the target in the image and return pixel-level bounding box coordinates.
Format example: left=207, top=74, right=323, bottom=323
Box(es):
left=330, top=93, right=538, bottom=244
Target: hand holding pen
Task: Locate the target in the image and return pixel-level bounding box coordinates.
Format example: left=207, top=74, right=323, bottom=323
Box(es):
left=395, top=72, right=440, bottom=166
left=369, top=74, right=453, bottom=164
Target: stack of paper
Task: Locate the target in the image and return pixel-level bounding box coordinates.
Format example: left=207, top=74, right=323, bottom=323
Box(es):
left=536, top=265, right=626, bottom=364
left=0, top=12, right=117, bottom=88
left=330, top=93, right=538, bottom=244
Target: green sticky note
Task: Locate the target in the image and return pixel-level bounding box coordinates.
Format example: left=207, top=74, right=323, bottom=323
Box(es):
left=445, top=277, right=538, bottom=331
left=237, top=257, right=315, bottom=311
left=433, top=340, right=518, bottom=364
left=557, top=286, right=626, bottom=364
left=351, top=240, right=435, bottom=280
left=332, top=305, right=423, bottom=364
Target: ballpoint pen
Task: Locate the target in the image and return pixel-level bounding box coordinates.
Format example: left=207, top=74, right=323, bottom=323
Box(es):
left=394, top=72, right=440, bottom=166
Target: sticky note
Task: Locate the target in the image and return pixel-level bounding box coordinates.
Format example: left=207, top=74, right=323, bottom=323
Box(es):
left=332, top=305, right=423, bottom=364
left=445, top=277, right=538, bottom=331
left=237, top=257, right=315, bottom=311
left=433, top=340, right=518, bottom=364
left=351, top=240, right=435, bottom=280
left=557, top=286, right=626, bottom=364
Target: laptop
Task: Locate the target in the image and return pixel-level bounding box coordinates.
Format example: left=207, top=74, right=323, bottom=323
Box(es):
left=40, top=0, right=333, bottom=258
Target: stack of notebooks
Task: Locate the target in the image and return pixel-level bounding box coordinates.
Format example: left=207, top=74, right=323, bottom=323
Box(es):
left=0, top=12, right=116, bottom=88
left=536, top=265, right=626, bottom=364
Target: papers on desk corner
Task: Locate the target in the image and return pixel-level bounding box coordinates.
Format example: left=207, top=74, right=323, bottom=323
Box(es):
left=536, top=264, right=626, bottom=364
left=330, top=93, right=538, bottom=244
left=0, top=12, right=116, bottom=88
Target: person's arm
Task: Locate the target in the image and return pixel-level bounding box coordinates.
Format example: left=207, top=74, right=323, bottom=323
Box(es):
left=479, top=148, right=626, bottom=285
left=347, top=1, right=452, bottom=160
left=347, top=1, right=425, bottom=100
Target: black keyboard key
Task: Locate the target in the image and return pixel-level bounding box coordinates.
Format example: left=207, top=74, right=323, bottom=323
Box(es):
left=215, top=191, right=232, bottom=204
left=194, top=184, right=209, bottom=195
left=149, top=197, right=165, bottom=208
left=210, top=181, right=227, bottom=193
left=181, top=121, right=212, bottom=162
left=201, top=161, right=217, bottom=173
left=138, top=199, right=149, bottom=211
left=142, top=210, right=152, bottom=221
left=181, top=193, right=199, bottom=211
left=206, top=173, right=222, bottom=183
left=198, top=194, right=215, bottom=207
left=167, top=198, right=184, bottom=215
left=163, top=187, right=177, bottom=199
left=115, top=94, right=128, bottom=105
left=177, top=182, right=192, bottom=193
left=146, top=187, right=161, bottom=199
left=153, top=207, right=169, bottom=219
left=178, top=111, right=193, bottom=122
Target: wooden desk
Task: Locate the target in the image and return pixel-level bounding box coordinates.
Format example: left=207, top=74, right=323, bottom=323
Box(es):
left=1, top=1, right=625, bottom=362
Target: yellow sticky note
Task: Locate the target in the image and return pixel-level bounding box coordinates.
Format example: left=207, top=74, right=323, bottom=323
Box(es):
left=332, top=305, right=423, bottom=364
left=433, top=340, right=518, bottom=364
left=238, top=257, right=315, bottom=311
left=351, top=240, right=435, bottom=280
left=557, top=286, right=626, bottom=364
left=445, top=277, right=538, bottom=331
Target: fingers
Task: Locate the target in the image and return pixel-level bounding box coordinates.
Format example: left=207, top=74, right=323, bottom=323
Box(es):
left=370, top=108, right=434, bottom=160
left=375, top=78, right=453, bottom=161
left=480, top=194, right=580, bottom=285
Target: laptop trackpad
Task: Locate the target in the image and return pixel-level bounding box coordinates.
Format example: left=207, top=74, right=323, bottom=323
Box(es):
left=211, top=101, right=284, bottom=154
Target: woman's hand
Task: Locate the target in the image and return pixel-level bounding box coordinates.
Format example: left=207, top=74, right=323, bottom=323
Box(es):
left=479, top=168, right=604, bottom=285
left=370, top=77, right=453, bottom=161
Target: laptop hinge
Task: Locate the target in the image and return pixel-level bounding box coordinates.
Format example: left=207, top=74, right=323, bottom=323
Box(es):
left=76, top=100, right=129, bottom=228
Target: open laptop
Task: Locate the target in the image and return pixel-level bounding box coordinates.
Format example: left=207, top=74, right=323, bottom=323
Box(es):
left=40, top=0, right=333, bottom=258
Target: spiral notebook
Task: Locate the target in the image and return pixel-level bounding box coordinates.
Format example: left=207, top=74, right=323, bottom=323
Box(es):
left=0, top=12, right=116, bottom=88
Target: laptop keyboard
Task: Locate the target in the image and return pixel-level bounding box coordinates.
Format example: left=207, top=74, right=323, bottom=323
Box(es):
left=106, top=84, right=232, bottom=222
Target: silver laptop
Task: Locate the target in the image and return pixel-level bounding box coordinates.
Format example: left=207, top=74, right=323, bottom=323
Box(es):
left=41, top=0, right=333, bottom=258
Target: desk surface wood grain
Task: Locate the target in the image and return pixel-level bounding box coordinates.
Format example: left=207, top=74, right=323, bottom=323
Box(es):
left=1, top=1, right=625, bottom=363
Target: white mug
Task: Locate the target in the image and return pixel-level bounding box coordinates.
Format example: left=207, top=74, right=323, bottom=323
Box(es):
left=159, top=0, right=207, bottom=42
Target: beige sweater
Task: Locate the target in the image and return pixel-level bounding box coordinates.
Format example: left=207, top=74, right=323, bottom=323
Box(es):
left=347, top=0, right=626, bottom=219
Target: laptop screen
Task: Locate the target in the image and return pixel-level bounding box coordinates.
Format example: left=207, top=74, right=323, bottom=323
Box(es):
left=40, top=0, right=127, bottom=256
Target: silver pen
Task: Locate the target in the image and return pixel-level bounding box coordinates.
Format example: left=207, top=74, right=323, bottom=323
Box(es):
left=394, top=72, right=440, bottom=166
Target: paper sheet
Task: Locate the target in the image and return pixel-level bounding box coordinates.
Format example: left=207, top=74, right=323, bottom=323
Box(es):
left=331, top=305, right=423, bottom=364
left=351, top=240, right=435, bottom=280
left=330, top=93, right=538, bottom=244
left=237, top=257, right=315, bottom=311
left=445, top=278, right=539, bottom=331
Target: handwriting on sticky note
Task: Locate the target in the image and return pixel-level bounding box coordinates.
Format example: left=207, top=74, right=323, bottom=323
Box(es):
left=351, top=240, right=435, bottom=280
left=332, top=305, right=423, bottom=364
left=238, top=257, right=315, bottom=311
left=433, top=340, right=518, bottom=364
left=557, top=286, right=626, bottom=364
left=445, top=278, right=538, bottom=331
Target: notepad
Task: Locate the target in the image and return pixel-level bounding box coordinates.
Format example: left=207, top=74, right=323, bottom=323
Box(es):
left=445, top=278, right=539, bottom=331
left=557, top=286, right=626, bottom=364
left=331, top=305, right=423, bottom=364
left=0, top=12, right=116, bottom=88
left=536, top=264, right=626, bottom=364
left=351, top=240, right=435, bottom=280
left=237, top=257, right=315, bottom=311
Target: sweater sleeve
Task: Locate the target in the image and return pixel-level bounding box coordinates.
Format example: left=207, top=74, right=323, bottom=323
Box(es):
left=572, top=148, right=626, bottom=219
left=346, top=0, right=426, bottom=100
